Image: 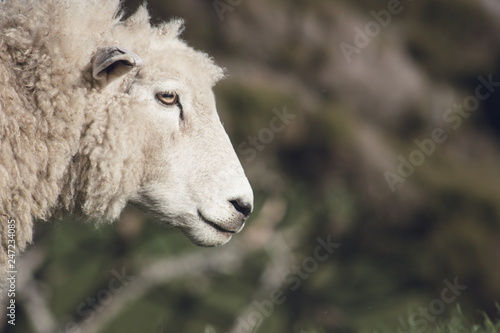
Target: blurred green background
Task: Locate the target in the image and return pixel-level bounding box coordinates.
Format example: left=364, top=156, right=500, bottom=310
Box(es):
left=5, top=0, right=500, bottom=332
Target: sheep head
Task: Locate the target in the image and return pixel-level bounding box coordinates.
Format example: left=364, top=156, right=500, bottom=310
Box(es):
left=89, top=40, right=253, bottom=247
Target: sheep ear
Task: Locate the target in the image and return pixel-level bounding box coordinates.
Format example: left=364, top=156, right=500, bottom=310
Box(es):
left=92, top=47, right=142, bottom=81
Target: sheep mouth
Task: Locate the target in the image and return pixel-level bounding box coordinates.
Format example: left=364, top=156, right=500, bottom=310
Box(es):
left=197, top=212, right=237, bottom=234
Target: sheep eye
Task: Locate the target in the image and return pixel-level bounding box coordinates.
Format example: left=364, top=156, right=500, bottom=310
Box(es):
left=156, top=91, right=178, bottom=106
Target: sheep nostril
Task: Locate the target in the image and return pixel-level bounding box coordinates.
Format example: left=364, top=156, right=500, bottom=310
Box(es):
left=230, top=199, right=253, bottom=217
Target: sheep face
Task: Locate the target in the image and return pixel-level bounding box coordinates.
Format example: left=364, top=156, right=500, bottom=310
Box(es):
left=93, top=46, right=253, bottom=246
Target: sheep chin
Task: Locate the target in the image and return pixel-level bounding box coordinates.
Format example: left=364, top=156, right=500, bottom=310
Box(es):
left=179, top=219, right=235, bottom=248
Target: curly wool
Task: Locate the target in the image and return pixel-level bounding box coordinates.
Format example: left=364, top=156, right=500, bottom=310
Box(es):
left=0, top=0, right=221, bottom=287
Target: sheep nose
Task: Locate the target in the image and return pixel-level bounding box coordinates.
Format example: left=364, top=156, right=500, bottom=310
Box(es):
left=230, top=198, right=253, bottom=217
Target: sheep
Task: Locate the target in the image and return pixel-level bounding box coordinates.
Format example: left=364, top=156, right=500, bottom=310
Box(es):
left=0, top=0, right=253, bottom=292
